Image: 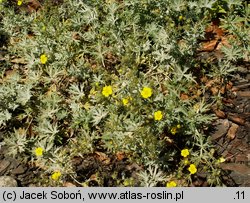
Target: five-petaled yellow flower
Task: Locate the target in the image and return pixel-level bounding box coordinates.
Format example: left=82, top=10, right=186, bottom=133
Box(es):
left=188, top=164, right=197, bottom=174
left=17, top=0, right=22, bottom=6
left=51, top=171, right=61, bottom=181
left=166, top=181, right=177, bottom=187
left=35, top=147, right=43, bottom=156
left=141, top=87, right=152, bottom=99
left=40, top=54, right=48, bottom=64
left=181, top=149, right=189, bottom=158
left=154, top=110, right=163, bottom=121
left=102, top=85, right=113, bottom=97
left=170, top=127, right=177, bottom=135
left=122, top=98, right=129, bottom=106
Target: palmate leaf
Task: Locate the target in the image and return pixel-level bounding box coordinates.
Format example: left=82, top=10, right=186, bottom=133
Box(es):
left=225, top=0, right=242, bottom=8
left=69, top=83, right=85, bottom=100
left=221, top=44, right=242, bottom=62
left=38, top=120, right=59, bottom=136
left=91, top=105, right=108, bottom=126
left=0, top=110, right=11, bottom=126
left=169, top=0, right=186, bottom=11
left=199, top=0, right=217, bottom=9
left=137, top=163, right=166, bottom=187
left=16, top=86, right=32, bottom=105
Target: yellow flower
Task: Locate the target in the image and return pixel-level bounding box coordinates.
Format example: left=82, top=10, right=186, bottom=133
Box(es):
left=102, top=85, right=112, bottom=97
left=40, top=54, right=48, bottom=64
left=122, top=98, right=129, bottom=106
left=217, top=157, right=226, bottom=163
left=51, top=171, right=61, bottom=181
left=177, top=124, right=181, bottom=129
left=141, top=87, right=152, bottom=99
left=179, top=15, right=183, bottom=21
left=166, top=181, right=177, bottom=187
left=17, top=0, right=22, bottom=6
left=154, top=110, right=163, bottom=121
left=181, top=149, right=190, bottom=158
left=170, top=127, right=177, bottom=135
left=188, top=164, right=197, bottom=174
left=35, top=147, right=43, bottom=156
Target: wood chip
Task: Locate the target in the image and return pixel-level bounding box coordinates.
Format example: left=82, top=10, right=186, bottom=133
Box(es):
left=211, top=119, right=230, bottom=140
left=228, top=115, right=245, bottom=125
left=222, top=98, right=234, bottom=104
left=227, top=123, right=239, bottom=140
left=214, top=109, right=226, bottom=119
left=219, top=163, right=250, bottom=175
left=232, top=83, right=250, bottom=91
left=237, top=91, right=250, bottom=97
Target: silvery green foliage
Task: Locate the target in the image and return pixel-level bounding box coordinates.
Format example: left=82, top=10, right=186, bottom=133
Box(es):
left=0, top=0, right=249, bottom=185
left=0, top=72, right=32, bottom=125
left=137, top=163, right=166, bottom=187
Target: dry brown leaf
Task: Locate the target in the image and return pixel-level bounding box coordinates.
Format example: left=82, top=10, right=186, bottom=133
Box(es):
left=11, top=58, right=27, bottom=64
left=220, top=86, right=226, bottom=94
left=200, top=40, right=219, bottom=52
left=180, top=93, right=189, bottom=100
left=90, top=174, right=98, bottom=181
left=216, top=36, right=231, bottom=50
left=226, top=81, right=233, bottom=90
left=3, top=69, right=18, bottom=82
left=210, top=86, right=219, bottom=95
left=205, top=79, right=216, bottom=88
left=164, top=136, right=174, bottom=145
left=205, top=19, right=224, bottom=39
left=27, top=0, right=42, bottom=13
left=201, top=76, right=208, bottom=83
left=94, top=151, right=111, bottom=165
left=116, top=152, right=125, bottom=161
left=72, top=32, right=80, bottom=40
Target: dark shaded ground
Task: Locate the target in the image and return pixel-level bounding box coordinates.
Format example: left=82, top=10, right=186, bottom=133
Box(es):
left=211, top=62, right=250, bottom=186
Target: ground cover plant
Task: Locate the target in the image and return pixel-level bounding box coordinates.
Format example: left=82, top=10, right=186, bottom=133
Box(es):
left=0, top=0, right=249, bottom=186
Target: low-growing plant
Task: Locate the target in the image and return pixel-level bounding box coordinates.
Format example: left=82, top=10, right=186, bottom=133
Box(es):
left=0, top=0, right=249, bottom=186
